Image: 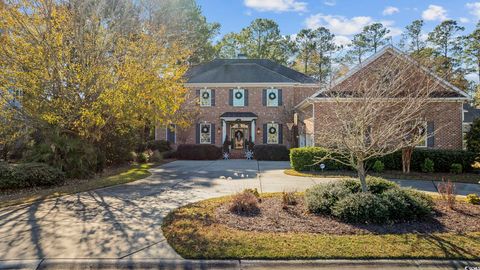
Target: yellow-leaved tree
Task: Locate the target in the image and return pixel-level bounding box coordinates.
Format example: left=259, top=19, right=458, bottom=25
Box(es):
left=0, top=0, right=190, bottom=172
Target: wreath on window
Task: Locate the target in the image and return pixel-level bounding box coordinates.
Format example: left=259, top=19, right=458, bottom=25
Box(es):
left=201, top=125, right=210, bottom=133
left=268, top=92, right=277, bottom=100
left=268, top=126, right=277, bottom=134
left=201, top=91, right=210, bottom=99
left=235, top=91, right=243, bottom=99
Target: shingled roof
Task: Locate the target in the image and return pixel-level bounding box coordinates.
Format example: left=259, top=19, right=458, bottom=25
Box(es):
left=185, top=59, right=317, bottom=84
left=464, top=103, right=480, bottom=123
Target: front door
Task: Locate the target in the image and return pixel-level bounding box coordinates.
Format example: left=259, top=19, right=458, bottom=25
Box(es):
left=233, top=128, right=245, bottom=149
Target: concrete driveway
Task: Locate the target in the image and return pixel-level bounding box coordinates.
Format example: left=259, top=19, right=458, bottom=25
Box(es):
left=0, top=160, right=479, bottom=262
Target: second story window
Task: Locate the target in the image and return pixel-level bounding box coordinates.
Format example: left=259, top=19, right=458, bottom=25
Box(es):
left=230, top=88, right=248, bottom=107
left=199, top=89, right=212, bottom=107
left=263, top=88, right=282, bottom=107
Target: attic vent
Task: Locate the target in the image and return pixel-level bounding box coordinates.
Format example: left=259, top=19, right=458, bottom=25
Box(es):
left=237, top=53, right=247, bottom=59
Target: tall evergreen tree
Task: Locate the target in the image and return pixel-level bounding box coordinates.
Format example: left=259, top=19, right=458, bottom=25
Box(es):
left=362, top=23, right=390, bottom=53
left=295, top=29, right=317, bottom=74
left=427, top=20, right=465, bottom=81
left=464, top=21, right=480, bottom=83
left=312, top=27, right=338, bottom=83
left=346, top=33, right=369, bottom=64
left=400, top=20, right=426, bottom=54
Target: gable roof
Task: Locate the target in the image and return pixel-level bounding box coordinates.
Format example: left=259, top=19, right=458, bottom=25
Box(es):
left=312, top=45, right=470, bottom=100
left=185, top=59, right=317, bottom=84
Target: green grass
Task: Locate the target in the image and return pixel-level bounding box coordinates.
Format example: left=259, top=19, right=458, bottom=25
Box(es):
left=284, top=169, right=480, bottom=184
left=0, top=162, right=167, bottom=208
left=162, top=195, right=480, bottom=260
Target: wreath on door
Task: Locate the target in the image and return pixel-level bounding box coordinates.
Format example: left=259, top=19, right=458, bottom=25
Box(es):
left=235, top=130, right=244, bottom=140
left=235, top=91, right=243, bottom=99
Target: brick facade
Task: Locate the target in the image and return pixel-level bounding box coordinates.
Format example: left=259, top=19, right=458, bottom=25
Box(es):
left=155, top=85, right=318, bottom=148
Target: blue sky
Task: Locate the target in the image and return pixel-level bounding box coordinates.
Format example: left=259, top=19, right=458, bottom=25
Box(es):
left=197, top=0, right=480, bottom=45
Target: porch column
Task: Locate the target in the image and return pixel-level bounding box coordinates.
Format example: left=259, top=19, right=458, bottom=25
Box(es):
left=222, top=120, right=227, bottom=143
left=251, top=120, right=255, bottom=143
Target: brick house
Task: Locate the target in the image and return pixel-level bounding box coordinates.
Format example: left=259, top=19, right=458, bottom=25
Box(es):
left=295, top=46, right=470, bottom=150
left=156, top=46, right=469, bottom=153
left=155, top=58, right=318, bottom=153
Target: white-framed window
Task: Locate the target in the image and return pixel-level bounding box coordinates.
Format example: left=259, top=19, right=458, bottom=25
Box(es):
left=199, top=89, right=211, bottom=107
left=266, top=88, right=279, bottom=107
left=416, top=121, right=428, bottom=148
left=233, top=89, right=245, bottom=107
left=267, top=123, right=279, bottom=144
left=200, top=123, right=211, bottom=144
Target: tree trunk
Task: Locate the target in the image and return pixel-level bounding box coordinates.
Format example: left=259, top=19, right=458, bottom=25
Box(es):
left=357, top=160, right=368, bottom=192
left=402, top=147, right=413, bottom=173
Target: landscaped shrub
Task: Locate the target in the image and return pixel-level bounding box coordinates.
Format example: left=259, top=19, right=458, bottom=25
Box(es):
left=450, top=163, right=462, bottom=174
left=372, top=160, right=385, bottom=173
left=137, top=151, right=151, bottom=163
left=162, top=150, right=177, bottom=159
left=305, top=177, right=433, bottom=224
left=466, top=118, right=480, bottom=157
left=341, top=177, right=399, bottom=194
left=304, top=182, right=352, bottom=214
left=282, top=190, right=297, bottom=208
left=146, top=140, right=171, bottom=152
left=290, top=147, right=476, bottom=173
left=381, top=188, right=433, bottom=221
left=150, top=150, right=162, bottom=162
left=466, top=193, right=480, bottom=205
left=229, top=190, right=260, bottom=215
left=0, top=163, right=65, bottom=189
left=290, top=147, right=349, bottom=171
left=243, top=188, right=260, bottom=198
left=176, top=144, right=222, bottom=160
left=253, top=145, right=289, bottom=161
left=421, top=158, right=435, bottom=173
left=332, top=193, right=389, bottom=224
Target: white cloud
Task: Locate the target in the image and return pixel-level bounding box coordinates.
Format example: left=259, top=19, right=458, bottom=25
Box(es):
left=324, top=0, right=336, bottom=6
left=422, top=5, right=448, bottom=21
left=333, top=35, right=351, bottom=46
left=305, top=14, right=373, bottom=35
left=466, top=2, right=480, bottom=19
left=381, top=20, right=402, bottom=37
left=244, top=0, right=307, bottom=12
left=459, top=17, right=471, bottom=23
left=383, top=6, right=399, bottom=16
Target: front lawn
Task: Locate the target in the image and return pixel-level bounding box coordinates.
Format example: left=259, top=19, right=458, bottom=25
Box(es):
left=284, top=169, right=480, bottom=184
left=0, top=160, right=172, bottom=208
left=162, top=194, right=480, bottom=260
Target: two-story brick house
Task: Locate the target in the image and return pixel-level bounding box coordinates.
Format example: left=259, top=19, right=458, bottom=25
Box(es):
left=156, top=46, right=470, bottom=153
left=155, top=58, right=318, bottom=152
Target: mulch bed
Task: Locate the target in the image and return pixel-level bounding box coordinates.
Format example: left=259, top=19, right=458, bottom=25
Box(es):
left=215, top=196, right=480, bottom=235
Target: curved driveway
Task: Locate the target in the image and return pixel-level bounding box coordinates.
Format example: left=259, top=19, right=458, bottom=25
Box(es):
left=0, top=160, right=479, bottom=262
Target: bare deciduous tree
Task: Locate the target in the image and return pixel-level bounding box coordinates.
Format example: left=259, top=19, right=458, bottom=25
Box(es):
left=314, top=49, right=443, bottom=192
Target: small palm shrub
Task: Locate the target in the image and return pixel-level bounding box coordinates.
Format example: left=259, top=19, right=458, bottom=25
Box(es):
left=466, top=194, right=480, bottom=205
left=229, top=190, right=260, bottom=215
left=372, top=160, right=385, bottom=173
left=450, top=163, right=462, bottom=174
left=421, top=158, right=435, bottom=173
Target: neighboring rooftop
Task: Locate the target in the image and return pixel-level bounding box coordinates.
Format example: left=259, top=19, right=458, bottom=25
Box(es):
left=185, top=59, right=318, bottom=84
left=464, top=103, right=480, bottom=123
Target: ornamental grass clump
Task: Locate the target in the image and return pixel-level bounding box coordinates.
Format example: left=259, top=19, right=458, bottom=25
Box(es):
left=282, top=190, right=297, bottom=209
left=305, top=177, right=433, bottom=224
left=229, top=190, right=260, bottom=216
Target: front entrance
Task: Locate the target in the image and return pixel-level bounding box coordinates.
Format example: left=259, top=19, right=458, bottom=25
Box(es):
left=230, top=123, right=249, bottom=150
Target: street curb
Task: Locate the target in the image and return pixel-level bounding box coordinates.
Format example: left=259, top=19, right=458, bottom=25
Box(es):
left=1, top=259, right=479, bottom=270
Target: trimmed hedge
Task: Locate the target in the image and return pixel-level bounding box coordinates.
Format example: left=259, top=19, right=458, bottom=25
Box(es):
left=176, top=144, right=222, bottom=160
left=290, top=147, right=477, bottom=173
left=0, top=162, right=66, bottom=190
left=146, top=140, right=171, bottom=152
left=253, top=145, right=289, bottom=161
left=290, top=147, right=349, bottom=171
